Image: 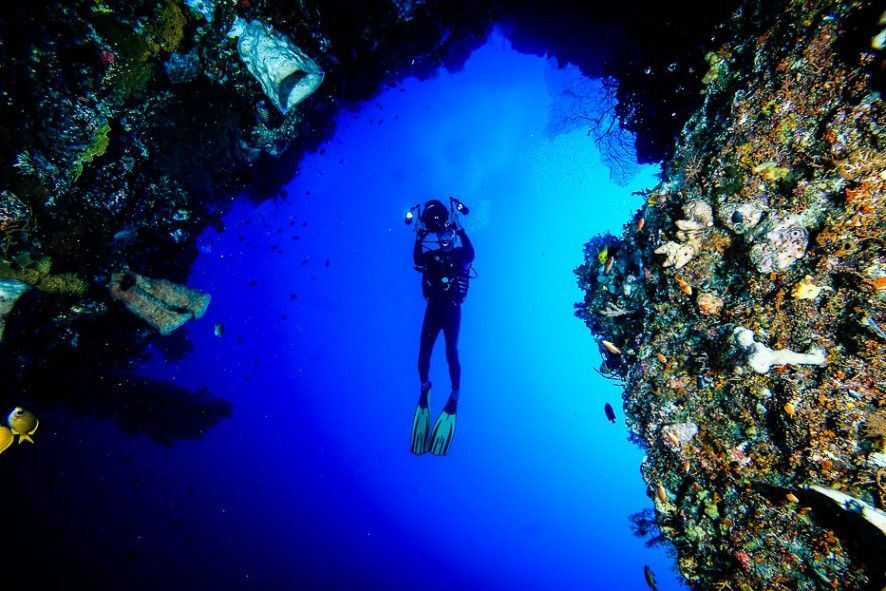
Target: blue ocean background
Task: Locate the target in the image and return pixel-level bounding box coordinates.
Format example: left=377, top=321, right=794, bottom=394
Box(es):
left=8, top=31, right=687, bottom=590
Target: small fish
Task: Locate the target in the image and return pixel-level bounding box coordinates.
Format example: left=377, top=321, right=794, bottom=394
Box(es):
left=675, top=276, right=693, bottom=296
left=0, top=426, right=13, bottom=454
left=604, top=403, right=616, bottom=423
left=7, top=407, right=38, bottom=444
left=864, top=316, right=886, bottom=341
left=602, top=340, right=621, bottom=355
left=791, top=275, right=830, bottom=300
left=644, top=564, right=658, bottom=591
left=597, top=246, right=609, bottom=265
left=213, top=323, right=224, bottom=337
left=636, top=217, right=645, bottom=232
left=604, top=257, right=615, bottom=274
left=665, top=430, right=681, bottom=448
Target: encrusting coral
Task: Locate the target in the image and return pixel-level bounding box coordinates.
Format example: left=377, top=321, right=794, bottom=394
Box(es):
left=575, top=0, right=886, bottom=588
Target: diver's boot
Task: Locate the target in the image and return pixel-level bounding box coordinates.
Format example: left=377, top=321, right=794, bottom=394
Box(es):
left=410, top=381, right=432, bottom=455
left=430, top=390, right=458, bottom=456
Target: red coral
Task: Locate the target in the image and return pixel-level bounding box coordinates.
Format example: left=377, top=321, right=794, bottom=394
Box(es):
left=100, top=49, right=116, bottom=66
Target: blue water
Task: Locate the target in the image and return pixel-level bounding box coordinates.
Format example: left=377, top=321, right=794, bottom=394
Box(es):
left=10, top=31, right=686, bottom=590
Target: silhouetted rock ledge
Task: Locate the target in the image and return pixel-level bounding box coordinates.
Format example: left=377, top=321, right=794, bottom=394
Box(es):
left=576, top=0, right=885, bottom=588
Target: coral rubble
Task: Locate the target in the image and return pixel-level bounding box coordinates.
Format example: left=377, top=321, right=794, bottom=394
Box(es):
left=575, top=0, right=886, bottom=588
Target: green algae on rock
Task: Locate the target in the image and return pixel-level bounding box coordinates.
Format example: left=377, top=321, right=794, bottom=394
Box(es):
left=575, top=0, right=885, bottom=589
left=0, top=256, right=88, bottom=297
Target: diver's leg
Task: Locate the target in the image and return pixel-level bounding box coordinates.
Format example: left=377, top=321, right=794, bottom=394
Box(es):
left=417, top=302, right=442, bottom=405
left=442, top=303, right=462, bottom=412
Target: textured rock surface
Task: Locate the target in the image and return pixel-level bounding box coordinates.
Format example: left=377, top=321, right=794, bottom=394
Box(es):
left=575, top=0, right=885, bottom=588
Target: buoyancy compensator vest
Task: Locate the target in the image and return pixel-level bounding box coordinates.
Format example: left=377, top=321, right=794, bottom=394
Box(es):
left=421, top=249, right=471, bottom=304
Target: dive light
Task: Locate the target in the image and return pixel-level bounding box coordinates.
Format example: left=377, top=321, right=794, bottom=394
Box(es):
left=404, top=203, right=420, bottom=225
left=450, top=196, right=470, bottom=215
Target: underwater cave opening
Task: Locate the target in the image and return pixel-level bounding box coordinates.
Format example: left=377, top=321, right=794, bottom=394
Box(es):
left=150, top=28, right=684, bottom=590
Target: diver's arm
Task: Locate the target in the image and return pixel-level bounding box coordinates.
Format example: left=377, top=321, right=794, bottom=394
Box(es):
left=413, top=234, right=425, bottom=268
left=457, top=228, right=475, bottom=263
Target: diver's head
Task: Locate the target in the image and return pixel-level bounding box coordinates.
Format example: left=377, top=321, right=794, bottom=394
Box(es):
left=421, top=199, right=449, bottom=234
left=436, top=227, right=457, bottom=250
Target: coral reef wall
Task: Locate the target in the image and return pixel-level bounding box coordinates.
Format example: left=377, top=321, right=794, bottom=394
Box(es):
left=575, top=0, right=885, bottom=589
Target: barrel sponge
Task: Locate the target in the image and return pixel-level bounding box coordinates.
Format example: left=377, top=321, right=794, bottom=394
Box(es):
left=110, top=271, right=210, bottom=335
left=228, top=17, right=324, bottom=114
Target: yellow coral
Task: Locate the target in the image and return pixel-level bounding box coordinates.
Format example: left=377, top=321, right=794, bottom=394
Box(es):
left=150, top=0, right=187, bottom=53
left=791, top=275, right=823, bottom=300
left=753, top=161, right=790, bottom=181
left=0, top=257, right=87, bottom=296
left=702, top=50, right=731, bottom=87
left=33, top=256, right=52, bottom=275
left=862, top=411, right=886, bottom=450
left=71, top=122, right=111, bottom=182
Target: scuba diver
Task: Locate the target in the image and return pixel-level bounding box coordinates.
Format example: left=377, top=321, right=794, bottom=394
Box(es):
left=405, top=197, right=475, bottom=455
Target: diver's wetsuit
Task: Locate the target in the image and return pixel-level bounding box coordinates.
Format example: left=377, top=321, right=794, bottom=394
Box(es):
left=414, top=228, right=474, bottom=391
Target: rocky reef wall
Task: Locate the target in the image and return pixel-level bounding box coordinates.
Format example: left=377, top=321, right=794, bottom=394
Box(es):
left=575, top=0, right=885, bottom=588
